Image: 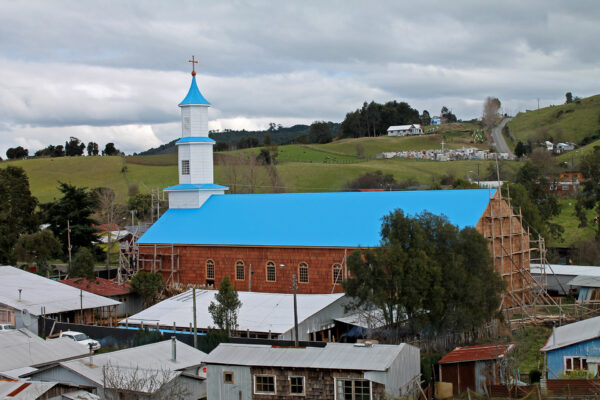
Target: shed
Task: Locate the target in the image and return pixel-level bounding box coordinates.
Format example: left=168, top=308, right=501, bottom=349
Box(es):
left=567, top=275, right=600, bottom=302
left=60, top=277, right=142, bottom=316
left=204, top=342, right=420, bottom=399
left=438, top=343, right=515, bottom=395
left=24, top=339, right=207, bottom=399
left=530, top=264, right=600, bottom=296
left=540, top=315, right=600, bottom=378
left=120, top=289, right=349, bottom=341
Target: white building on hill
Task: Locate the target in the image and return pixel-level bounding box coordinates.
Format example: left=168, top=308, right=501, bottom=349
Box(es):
left=387, top=124, right=423, bottom=136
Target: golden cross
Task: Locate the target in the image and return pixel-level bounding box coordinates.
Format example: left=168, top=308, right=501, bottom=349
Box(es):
left=188, top=55, right=198, bottom=76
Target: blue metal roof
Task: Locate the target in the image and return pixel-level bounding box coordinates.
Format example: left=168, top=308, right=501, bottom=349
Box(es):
left=179, top=76, right=210, bottom=106
left=138, top=189, right=494, bottom=247
left=176, top=137, right=215, bottom=144
left=164, top=184, right=229, bottom=191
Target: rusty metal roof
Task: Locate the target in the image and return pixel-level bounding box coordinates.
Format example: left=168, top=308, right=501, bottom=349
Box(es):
left=438, top=343, right=515, bottom=364
left=61, top=277, right=131, bottom=297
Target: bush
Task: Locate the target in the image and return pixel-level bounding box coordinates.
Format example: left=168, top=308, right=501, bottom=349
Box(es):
left=529, top=369, right=541, bottom=383
left=69, top=247, right=95, bottom=279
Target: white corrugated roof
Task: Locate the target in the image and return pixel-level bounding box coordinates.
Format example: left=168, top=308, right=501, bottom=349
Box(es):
left=568, top=275, right=600, bottom=288
left=121, top=289, right=345, bottom=334
left=387, top=124, right=421, bottom=131
left=205, top=342, right=412, bottom=371
left=530, top=263, right=600, bottom=277
left=0, top=266, right=120, bottom=315
left=0, top=329, right=88, bottom=372
left=57, top=339, right=206, bottom=389
left=0, top=380, right=58, bottom=399
left=540, top=315, right=600, bottom=352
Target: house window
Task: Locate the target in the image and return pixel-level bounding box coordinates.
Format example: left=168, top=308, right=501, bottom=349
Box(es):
left=223, top=371, right=234, bottom=384
left=206, top=260, right=215, bottom=279
left=254, top=375, right=276, bottom=394
left=565, top=357, right=587, bottom=373
left=289, top=376, right=305, bottom=395
left=266, top=261, right=276, bottom=282
left=181, top=160, right=190, bottom=175
left=332, top=264, right=343, bottom=284
left=335, top=378, right=371, bottom=400
left=298, top=263, right=308, bottom=283
left=236, top=261, right=245, bottom=281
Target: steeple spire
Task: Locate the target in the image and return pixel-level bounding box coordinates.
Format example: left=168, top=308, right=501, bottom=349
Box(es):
left=188, top=55, right=198, bottom=76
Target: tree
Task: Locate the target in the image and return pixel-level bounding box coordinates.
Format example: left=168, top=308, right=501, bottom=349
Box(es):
left=514, top=141, right=527, bottom=158
left=95, top=188, right=126, bottom=271
left=13, top=230, right=62, bottom=273
left=65, top=137, right=85, bottom=156
left=576, top=146, right=600, bottom=237
left=441, top=106, right=457, bottom=123
left=128, top=193, right=152, bottom=222
left=343, top=170, right=400, bottom=191
left=208, top=276, right=242, bottom=337
left=482, top=97, right=501, bottom=131
left=6, top=146, right=28, bottom=160
left=214, top=141, right=230, bottom=152
left=263, top=133, right=272, bottom=146
left=309, top=121, right=332, bottom=144
left=69, top=247, right=95, bottom=279
left=103, top=142, right=120, bottom=156
left=0, top=167, right=38, bottom=264
left=236, top=136, right=259, bottom=149
left=35, top=144, right=65, bottom=157
left=420, top=110, right=431, bottom=126
left=339, top=100, right=420, bottom=139
left=40, top=182, right=98, bottom=256
left=131, top=271, right=165, bottom=307
left=565, top=92, right=573, bottom=104
left=87, top=142, right=99, bottom=156
left=343, top=211, right=503, bottom=336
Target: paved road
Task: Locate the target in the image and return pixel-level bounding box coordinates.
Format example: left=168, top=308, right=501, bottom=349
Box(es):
left=491, top=117, right=513, bottom=156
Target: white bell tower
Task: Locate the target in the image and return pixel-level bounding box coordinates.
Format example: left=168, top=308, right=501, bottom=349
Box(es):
left=165, top=56, right=228, bottom=209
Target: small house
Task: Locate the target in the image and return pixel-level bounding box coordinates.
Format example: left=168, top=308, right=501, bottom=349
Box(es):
left=387, top=124, right=423, bottom=136
left=540, top=315, right=600, bottom=378
left=438, top=343, right=515, bottom=395
left=568, top=275, right=600, bottom=302
left=204, top=342, right=420, bottom=399
left=431, top=116, right=442, bottom=125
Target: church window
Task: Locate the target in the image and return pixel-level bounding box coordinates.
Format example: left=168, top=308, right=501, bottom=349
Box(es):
left=206, top=260, right=215, bottom=279
left=332, top=264, right=343, bottom=284
left=266, top=261, right=276, bottom=282
left=298, top=262, right=308, bottom=283
left=181, top=160, right=190, bottom=175
left=236, top=261, right=245, bottom=281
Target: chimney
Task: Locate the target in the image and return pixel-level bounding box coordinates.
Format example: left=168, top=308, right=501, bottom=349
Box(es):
left=18, top=289, right=22, bottom=301
left=171, top=336, right=177, bottom=362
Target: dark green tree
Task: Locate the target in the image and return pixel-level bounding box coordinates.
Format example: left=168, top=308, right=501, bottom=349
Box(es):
left=86, top=142, right=99, bottom=156
left=441, top=106, right=457, bottom=123
left=35, top=145, right=66, bottom=157
left=69, top=247, right=95, bottom=279
left=40, top=182, right=98, bottom=256
left=575, top=146, right=600, bottom=237
left=208, top=276, right=242, bottom=337
left=420, top=110, right=431, bottom=126
left=565, top=92, right=573, bottom=104
left=343, top=211, right=503, bottom=335
left=214, top=141, right=230, bottom=152
left=514, top=141, right=527, bottom=158
left=0, top=167, right=39, bottom=264
left=128, top=193, right=152, bottom=222
left=339, top=100, right=420, bottom=139
left=6, top=146, right=28, bottom=159
left=131, top=271, right=165, bottom=307
left=65, top=137, right=85, bottom=156
left=102, top=142, right=120, bottom=156
left=13, top=230, right=62, bottom=273
left=343, top=170, right=400, bottom=191
left=308, top=121, right=332, bottom=144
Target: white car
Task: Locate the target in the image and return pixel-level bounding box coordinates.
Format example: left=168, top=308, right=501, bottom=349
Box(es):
left=0, top=324, right=16, bottom=332
left=59, top=331, right=101, bottom=351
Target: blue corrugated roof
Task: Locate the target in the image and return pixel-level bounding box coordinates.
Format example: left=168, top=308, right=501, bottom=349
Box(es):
left=179, top=76, right=210, bottom=106
left=138, top=189, right=494, bottom=247
left=176, top=137, right=215, bottom=144
left=164, top=184, right=229, bottom=191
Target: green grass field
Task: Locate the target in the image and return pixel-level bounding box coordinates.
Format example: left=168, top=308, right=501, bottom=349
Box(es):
left=508, top=94, right=600, bottom=146
left=548, top=197, right=597, bottom=247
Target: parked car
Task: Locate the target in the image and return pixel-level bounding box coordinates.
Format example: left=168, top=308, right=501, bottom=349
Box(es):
left=58, top=331, right=101, bottom=351
left=0, top=324, right=16, bottom=332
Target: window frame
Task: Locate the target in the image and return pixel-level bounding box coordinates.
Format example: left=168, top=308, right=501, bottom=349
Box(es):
left=334, top=378, right=372, bottom=400
left=254, top=374, right=277, bottom=395
left=332, top=263, right=343, bottom=285
left=298, top=262, right=309, bottom=283
left=266, top=261, right=276, bottom=282
left=181, top=159, right=190, bottom=175
left=289, top=375, right=306, bottom=396
left=564, top=356, right=587, bottom=373
left=223, top=371, right=234, bottom=384
left=235, top=260, right=245, bottom=281
left=206, top=259, right=215, bottom=280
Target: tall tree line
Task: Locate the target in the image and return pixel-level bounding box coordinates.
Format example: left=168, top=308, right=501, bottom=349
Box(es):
left=338, top=101, right=421, bottom=139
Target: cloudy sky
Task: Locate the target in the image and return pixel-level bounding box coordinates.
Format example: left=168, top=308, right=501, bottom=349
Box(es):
left=1, top=1, right=599, bottom=156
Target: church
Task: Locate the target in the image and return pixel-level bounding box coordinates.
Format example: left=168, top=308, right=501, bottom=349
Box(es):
left=136, top=62, right=536, bottom=308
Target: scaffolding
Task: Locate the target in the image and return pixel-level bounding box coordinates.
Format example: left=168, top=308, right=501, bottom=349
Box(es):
left=137, top=243, right=181, bottom=286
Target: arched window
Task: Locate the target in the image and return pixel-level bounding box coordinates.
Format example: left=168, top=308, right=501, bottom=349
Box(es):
left=236, top=261, right=245, bottom=281
left=298, top=262, right=309, bottom=283
left=332, top=263, right=343, bottom=284
left=206, top=260, right=215, bottom=280
left=266, top=261, right=276, bottom=282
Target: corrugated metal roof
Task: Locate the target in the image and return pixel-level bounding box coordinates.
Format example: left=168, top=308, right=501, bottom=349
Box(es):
left=0, top=329, right=87, bottom=371
left=57, top=339, right=206, bottom=388
left=0, top=266, right=120, bottom=315
left=0, top=380, right=58, bottom=399
left=138, top=189, right=494, bottom=247
left=121, top=289, right=345, bottom=334
left=530, top=264, right=600, bottom=277
left=179, top=76, right=210, bottom=106
left=204, top=342, right=412, bottom=371
left=60, top=278, right=131, bottom=297
left=438, top=343, right=515, bottom=364
left=541, top=315, right=600, bottom=352
left=568, top=275, right=600, bottom=288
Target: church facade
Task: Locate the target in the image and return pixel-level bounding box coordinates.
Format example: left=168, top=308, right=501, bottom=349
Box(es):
left=137, top=66, right=535, bottom=307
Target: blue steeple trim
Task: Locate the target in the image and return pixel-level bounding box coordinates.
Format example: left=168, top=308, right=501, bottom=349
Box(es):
left=179, top=76, right=210, bottom=106
left=164, top=184, right=229, bottom=191
left=176, top=137, right=215, bottom=144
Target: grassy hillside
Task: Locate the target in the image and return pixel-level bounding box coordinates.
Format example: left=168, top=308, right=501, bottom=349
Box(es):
left=548, top=197, right=597, bottom=247
left=508, top=94, right=600, bottom=147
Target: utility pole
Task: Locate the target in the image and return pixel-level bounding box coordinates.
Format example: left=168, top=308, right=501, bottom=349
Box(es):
left=292, top=274, right=299, bottom=347
left=193, top=287, right=198, bottom=348
left=80, top=289, right=83, bottom=323
left=67, top=220, right=72, bottom=271
left=130, top=210, right=136, bottom=227
left=477, top=163, right=480, bottom=186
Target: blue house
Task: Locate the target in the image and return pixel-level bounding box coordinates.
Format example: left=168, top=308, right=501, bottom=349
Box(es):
left=540, top=316, right=600, bottom=378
